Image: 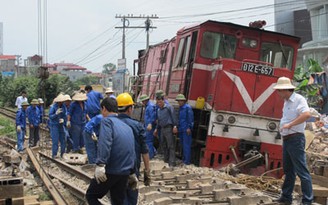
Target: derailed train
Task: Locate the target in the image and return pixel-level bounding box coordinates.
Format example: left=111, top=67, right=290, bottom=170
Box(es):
left=131, top=20, right=300, bottom=177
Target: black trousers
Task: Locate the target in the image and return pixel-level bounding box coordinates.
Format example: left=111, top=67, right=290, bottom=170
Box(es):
left=29, top=126, right=40, bottom=147
left=86, top=174, right=129, bottom=205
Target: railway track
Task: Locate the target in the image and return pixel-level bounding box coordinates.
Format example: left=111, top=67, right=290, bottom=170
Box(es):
left=0, top=107, right=93, bottom=204
left=0, top=106, right=285, bottom=205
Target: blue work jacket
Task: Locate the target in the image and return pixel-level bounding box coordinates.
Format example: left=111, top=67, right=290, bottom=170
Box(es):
left=96, top=114, right=135, bottom=175
left=86, top=90, right=103, bottom=115
left=156, top=104, right=177, bottom=129
left=178, top=103, right=194, bottom=132
left=16, top=108, right=27, bottom=129
left=118, top=113, right=149, bottom=175
left=144, top=101, right=156, bottom=126
left=48, top=103, right=67, bottom=125
left=68, top=101, right=88, bottom=125
left=84, top=114, right=103, bottom=135
left=27, top=106, right=41, bottom=126
left=38, top=105, right=44, bottom=122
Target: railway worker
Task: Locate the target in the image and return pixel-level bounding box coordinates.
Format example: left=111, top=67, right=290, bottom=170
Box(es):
left=85, top=85, right=103, bottom=118
left=27, top=99, right=41, bottom=147
left=105, top=87, right=116, bottom=99
left=154, top=89, right=170, bottom=154
left=48, top=94, right=67, bottom=158
left=139, top=94, right=156, bottom=159
left=37, top=98, right=45, bottom=124
left=176, top=94, right=194, bottom=165
left=117, top=93, right=151, bottom=205
left=63, top=94, right=73, bottom=153
left=86, top=97, right=135, bottom=205
left=273, top=77, right=313, bottom=205
left=154, top=92, right=178, bottom=167
left=67, top=92, right=89, bottom=153
left=16, top=101, right=29, bottom=153
left=83, top=114, right=103, bottom=164
left=15, top=90, right=28, bottom=109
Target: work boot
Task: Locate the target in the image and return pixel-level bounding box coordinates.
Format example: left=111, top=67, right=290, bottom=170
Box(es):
left=272, top=197, right=292, bottom=205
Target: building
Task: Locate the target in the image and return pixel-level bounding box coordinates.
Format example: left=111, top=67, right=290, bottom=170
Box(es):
left=298, top=0, right=328, bottom=71
left=60, top=65, right=87, bottom=81
left=0, top=55, right=16, bottom=72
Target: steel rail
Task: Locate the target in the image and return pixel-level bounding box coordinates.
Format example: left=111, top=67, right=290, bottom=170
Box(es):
left=26, top=147, right=68, bottom=205
left=38, top=151, right=93, bottom=182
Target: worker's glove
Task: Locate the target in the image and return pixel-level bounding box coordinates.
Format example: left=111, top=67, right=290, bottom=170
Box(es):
left=55, top=108, right=62, bottom=115
left=17, top=125, right=21, bottom=132
left=24, top=135, right=29, bottom=140
left=144, top=169, right=151, bottom=186
left=127, top=173, right=138, bottom=190
left=66, top=121, right=71, bottom=128
left=95, top=165, right=107, bottom=184
left=59, top=118, right=64, bottom=124
left=146, top=123, right=152, bottom=131
left=91, top=132, right=97, bottom=141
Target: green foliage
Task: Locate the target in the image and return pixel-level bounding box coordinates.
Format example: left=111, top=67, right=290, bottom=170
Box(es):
left=42, top=74, right=79, bottom=106
left=102, top=63, right=116, bottom=74
left=0, top=116, right=16, bottom=139
left=0, top=74, right=79, bottom=108
left=74, top=75, right=99, bottom=86
left=293, top=58, right=323, bottom=108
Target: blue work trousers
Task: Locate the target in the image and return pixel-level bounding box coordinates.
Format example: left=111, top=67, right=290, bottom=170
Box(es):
left=70, top=124, right=85, bottom=151
left=29, top=126, right=40, bottom=147
left=50, top=124, right=66, bottom=158
left=179, top=132, right=192, bottom=165
left=64, top=128, right=73, bottom=153
left=16, top=128, right=25, bottom=152
left=145, top=129, right=156, bottom=159
left=83, top=131, right=97, bottom=164
left=86, top=174, right=129, bottom=205
left=281, top=134, right=313, bottom=204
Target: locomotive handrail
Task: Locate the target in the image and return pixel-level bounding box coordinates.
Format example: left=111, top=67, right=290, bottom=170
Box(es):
left=212, top=121, right=279, bottom=134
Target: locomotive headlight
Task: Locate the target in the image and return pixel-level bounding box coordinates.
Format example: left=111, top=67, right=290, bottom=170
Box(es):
left=228, top=116, right=236, bottom=124
left=216, top=114, right=224, bottom=122
left=267, top=122, right=277, bottom=130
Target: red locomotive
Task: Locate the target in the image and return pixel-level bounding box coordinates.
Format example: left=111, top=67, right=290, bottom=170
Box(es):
left=132, top=20, right=300, bottom=177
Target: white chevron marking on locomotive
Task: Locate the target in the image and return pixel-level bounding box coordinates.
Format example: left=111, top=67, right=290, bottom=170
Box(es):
left=224, top=71, right=276, bottom=114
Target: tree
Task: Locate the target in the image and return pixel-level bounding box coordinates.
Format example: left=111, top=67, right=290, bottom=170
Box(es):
left=74, top=75, right=99, bottom=86
left=102, top=63, right=116, bottom=74
left=293, top=58, right=323, bottom=109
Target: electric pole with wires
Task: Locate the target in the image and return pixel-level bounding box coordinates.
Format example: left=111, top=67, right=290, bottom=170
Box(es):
left=115, top=14, right=158, bottom=60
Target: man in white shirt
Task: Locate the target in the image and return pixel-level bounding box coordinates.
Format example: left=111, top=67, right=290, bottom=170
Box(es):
left=15, top=91, right=28, bottom=109
left=273, top=77, right=312, bottom=205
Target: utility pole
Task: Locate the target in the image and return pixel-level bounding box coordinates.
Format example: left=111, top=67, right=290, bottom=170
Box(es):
left=115, top=14, right=158, bottom=59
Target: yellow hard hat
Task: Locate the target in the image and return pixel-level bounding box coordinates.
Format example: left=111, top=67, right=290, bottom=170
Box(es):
left=117, top=93, right=134, bottom=107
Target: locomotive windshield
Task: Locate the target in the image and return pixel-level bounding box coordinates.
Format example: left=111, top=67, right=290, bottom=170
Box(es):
left=200, top=32, right=237, bottom=59
left=260, top=42, right=294, bottom=70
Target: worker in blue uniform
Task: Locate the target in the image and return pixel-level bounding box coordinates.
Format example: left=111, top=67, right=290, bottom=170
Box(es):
left=85, top=85, right=103, bottom=118
left=16, top=101, right=29, bottom=152
left=83, top=114, right=103, bottom=164
left=27, top=99, right=41, bottom=147
left=117, top=93, right=151, bottom=205
left=139, top=94, right=156, bottom=159
left=67, top=92, right=88, bottom=153
left=154, top=90, right=170, bottom=154
left=176, top=94, right=194, bottom=165
left=86, top=97, right=135, bottom=205
left=63, top=94, right=73, bottom=153
left=48, top=94, right=67, bottom=158
left=154, top=92, right=178, bottom=167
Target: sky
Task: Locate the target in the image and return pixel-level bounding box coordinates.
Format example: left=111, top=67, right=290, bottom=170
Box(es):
left=0, top=0, right=276, bottom=73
